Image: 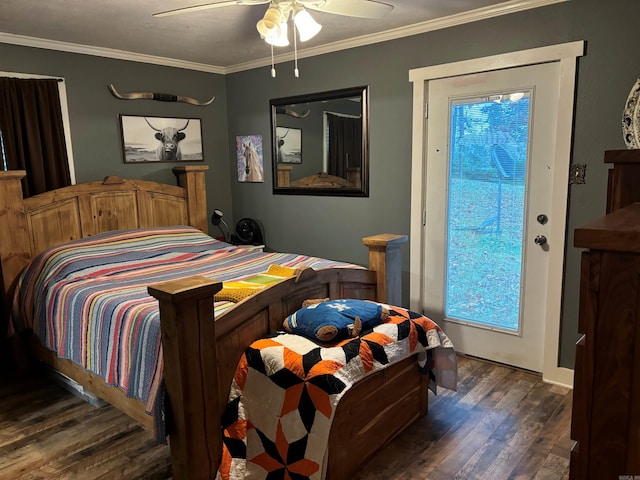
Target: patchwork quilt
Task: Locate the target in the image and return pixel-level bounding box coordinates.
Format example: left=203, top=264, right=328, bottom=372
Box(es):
left=217, top=303, right=457, bottom=480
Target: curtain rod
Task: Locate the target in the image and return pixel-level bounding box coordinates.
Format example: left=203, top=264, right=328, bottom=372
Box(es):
left=0, top=77, right=64, bottom=82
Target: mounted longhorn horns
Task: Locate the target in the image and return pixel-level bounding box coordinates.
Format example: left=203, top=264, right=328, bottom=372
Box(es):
left=276, top=106, right=311, bottom=118
left=107, top=84, right=215, bottom=107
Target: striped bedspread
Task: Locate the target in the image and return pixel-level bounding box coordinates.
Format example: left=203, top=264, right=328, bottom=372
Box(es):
left=11, top=226, right=362, bottom=423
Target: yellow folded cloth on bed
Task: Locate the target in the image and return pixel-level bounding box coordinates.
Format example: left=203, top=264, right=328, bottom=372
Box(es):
left=214, top=264, right=302, bottom=303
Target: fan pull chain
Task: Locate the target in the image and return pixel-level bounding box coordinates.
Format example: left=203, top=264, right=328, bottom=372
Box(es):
left=270, top=43, right=276, bottom=78
left=293, top=22, right=299, bottom=78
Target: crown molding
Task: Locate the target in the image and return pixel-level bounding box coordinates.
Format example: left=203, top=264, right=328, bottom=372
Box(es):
left=0, top=32, right=226, bottom=74
left=0, top=0, right=567, bottom=75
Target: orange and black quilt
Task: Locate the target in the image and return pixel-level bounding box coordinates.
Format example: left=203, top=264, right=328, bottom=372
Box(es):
left=217, top=303, right=457, bottom=480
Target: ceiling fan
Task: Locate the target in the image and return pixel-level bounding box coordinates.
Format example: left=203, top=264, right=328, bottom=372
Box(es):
left=153, top=0, right=393, bottom=77
left=152, top=0, right=394, bottom=20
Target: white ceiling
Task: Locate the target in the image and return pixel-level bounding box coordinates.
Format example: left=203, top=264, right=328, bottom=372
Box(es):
left=0, top=0, right=561, bottom=74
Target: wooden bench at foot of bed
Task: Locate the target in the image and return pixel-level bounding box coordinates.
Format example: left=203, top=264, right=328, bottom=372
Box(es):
left=149, top=262, right=426, bottom=480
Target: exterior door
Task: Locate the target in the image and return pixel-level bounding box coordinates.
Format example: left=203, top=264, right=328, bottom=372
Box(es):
left=423, top=63, right=560, bottom=372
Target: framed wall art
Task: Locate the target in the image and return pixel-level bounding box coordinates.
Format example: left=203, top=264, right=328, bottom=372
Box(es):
left=236, top=134, right=264, bottom=183
left=276, top=127, right=302, bottom=164
left=119, top=115, right=204, bottom=163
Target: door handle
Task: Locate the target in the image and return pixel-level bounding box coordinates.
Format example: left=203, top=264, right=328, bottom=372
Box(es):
left=534, top=235, right=547, bottom=246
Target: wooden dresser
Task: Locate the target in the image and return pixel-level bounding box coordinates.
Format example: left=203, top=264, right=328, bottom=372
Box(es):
left=570, top=150, right=640, bottom=479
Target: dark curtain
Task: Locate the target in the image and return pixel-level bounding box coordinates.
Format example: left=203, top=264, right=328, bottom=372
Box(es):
left=327, top=113, right=361, bottom=178
left=0, top=78, right=71, bottom=197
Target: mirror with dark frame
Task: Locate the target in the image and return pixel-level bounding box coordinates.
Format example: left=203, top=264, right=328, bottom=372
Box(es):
left=270, top=85, right=369, bottom=196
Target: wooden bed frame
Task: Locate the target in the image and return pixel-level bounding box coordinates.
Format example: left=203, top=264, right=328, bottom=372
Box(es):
left=0, top=166, right=425, bottom=480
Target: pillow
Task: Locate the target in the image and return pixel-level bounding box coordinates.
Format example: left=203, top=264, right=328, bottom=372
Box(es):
left=283, top=299, right=389, bottom=343
left=215, top=264, right=303, bottom=303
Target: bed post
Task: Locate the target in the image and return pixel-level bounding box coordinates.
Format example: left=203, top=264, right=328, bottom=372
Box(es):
left=0, top=171, right=32, bottom=376
left=362, top=233, right=408, bottom=305
left=148, top=276, right=223, bottom=480
left=0, top=171, right=31, bottom=304
left=173, top=165, right=209, bottom=234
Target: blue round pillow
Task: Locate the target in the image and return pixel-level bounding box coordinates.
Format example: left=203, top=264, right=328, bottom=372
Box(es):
left=282, top=299, right=388, bottom=342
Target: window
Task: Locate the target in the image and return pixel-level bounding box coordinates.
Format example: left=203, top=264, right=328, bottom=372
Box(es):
left=0, top=72, right=76, bottom=194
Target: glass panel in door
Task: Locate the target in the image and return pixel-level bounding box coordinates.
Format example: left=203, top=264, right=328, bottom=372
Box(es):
left=446, top=94, right=531, bottom=333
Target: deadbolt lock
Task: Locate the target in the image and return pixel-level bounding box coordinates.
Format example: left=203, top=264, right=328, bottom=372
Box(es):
left=534, top=235, right=547, bottom=246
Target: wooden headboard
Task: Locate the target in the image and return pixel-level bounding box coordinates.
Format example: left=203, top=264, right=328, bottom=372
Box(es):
left=0, top=165, right=208, bottom=308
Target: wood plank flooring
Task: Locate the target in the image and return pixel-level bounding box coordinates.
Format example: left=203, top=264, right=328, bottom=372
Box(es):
left=354, top=355, right=573, bottom=480
left=0, top=355, right=573, bottom=479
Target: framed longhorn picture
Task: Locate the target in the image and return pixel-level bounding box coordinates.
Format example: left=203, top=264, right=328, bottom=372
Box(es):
left=275, top=127, right=302, bottom=164
left=119, top=114, right=204, bottom=163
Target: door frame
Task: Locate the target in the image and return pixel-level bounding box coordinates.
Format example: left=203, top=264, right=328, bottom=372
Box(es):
left=408, top=41, right=584, bottom=387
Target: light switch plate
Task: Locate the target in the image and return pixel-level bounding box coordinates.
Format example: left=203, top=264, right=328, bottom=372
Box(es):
left=569, top=164, right=586, bottom=184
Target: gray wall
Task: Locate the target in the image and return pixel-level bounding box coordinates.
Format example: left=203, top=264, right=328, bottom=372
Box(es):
left=0, top=44, right=233, bottom=229
left=2, top=0, right=639, bottom=368
left=226, top=0, right=640, bottom=368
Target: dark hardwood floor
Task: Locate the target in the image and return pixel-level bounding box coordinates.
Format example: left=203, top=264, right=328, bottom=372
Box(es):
left=354, top=355, right=572, bottom=480
left=0, top=355, right=572, bottom=479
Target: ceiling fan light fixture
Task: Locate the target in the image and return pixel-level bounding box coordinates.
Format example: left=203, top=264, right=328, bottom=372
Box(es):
left=263, top=5, right=283, bottom=25
left=257, top=6, right=283, bottom=37
left=257, top=19, right=276, bottom=38
left=265, top=20, right=289, bottom=46
left=293, top=7, right=321, bottom=42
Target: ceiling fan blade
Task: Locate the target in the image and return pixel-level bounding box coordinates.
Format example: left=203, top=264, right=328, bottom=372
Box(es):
left=301, top=0, right=393, bottom=19
left=153, top=0, right=269, bottom=18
